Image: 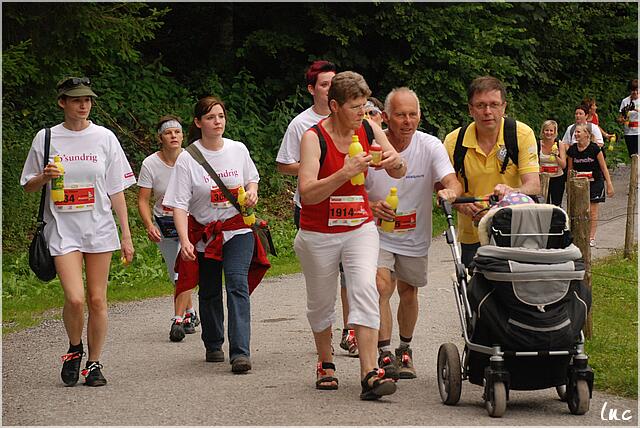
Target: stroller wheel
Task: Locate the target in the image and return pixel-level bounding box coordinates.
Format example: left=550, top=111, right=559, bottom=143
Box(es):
left=567, top=380, right=590, bottom=415
left=437, top=343, right=462, bottom=405
left=556, top=384, right=567, bottom=402
left=485, top=381, right=507, bottom=418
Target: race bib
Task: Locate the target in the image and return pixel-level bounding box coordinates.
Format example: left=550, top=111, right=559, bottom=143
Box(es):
left=328, top=195, right=368, bottom=227
left=540, top=165, right=559, bottom=174
left=160, top=204, right=174, bottom=216
left=393, top=210, right=417, bottom=233
left=576, top=171, right=594, bottom=181
left=54, top=183, right=95, bottom=212
left=210, top=186, right=239, bottom=208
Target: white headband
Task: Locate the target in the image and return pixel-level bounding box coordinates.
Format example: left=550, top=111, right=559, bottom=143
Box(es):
left=158, top=120, right=182, bottom=134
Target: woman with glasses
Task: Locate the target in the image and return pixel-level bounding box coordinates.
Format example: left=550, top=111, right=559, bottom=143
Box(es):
left=137, top=115, right=200, bottom=343
left=20, top=77, right=136, bottom=387
left=295, top=71, right=406, bottom=400
left=364, top=96, right=384, bottom=128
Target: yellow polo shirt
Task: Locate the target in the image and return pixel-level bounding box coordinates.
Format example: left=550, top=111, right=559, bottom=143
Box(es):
left=443, top=118, right=539, bottom=244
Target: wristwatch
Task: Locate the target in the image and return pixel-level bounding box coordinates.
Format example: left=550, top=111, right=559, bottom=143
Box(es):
left=394, top=159, right=405, bottom=170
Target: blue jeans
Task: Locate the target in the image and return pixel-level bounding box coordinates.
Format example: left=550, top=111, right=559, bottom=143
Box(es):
left=198, top=232, right=254, bottom=361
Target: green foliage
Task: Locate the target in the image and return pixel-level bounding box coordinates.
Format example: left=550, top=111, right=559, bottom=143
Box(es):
left=586, top=250, right=638, bottom=398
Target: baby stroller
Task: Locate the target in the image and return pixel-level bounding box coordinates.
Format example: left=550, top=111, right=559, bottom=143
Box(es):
left=436, top=195, right=594, bottom=417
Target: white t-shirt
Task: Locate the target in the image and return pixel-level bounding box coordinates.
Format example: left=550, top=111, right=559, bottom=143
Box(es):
left=20, top=122, right=136, bottom=256
left=163, top=139, right=260, bottom=252
left=365, top=131, right=454, bottom=257
left=561, top=123, right=604, bottom=146
left=619, top=96, right=639, bottom=136
left=276, top=106, right=327, bottom=207
left=138, top=152, right=178, bottom=218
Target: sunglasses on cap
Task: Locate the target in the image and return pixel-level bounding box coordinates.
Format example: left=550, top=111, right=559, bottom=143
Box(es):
left=57, top=77, right=91, bottom=91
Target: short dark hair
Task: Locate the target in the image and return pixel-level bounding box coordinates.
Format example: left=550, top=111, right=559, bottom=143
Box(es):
left=328, top=71, right=371, bottom=107
left=467, top=76, right=506, bottom=103
left=575, top=105, right=588, bottom=115
left=630, top=79, right=638, bottom=91
left=305, top=60, right=337, bottom=87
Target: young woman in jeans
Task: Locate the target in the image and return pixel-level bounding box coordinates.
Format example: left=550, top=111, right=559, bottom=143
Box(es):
left=163, top=96, right=260, bottom=373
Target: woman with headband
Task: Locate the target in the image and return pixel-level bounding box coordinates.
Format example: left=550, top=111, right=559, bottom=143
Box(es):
left=137, top=115, right=200, bottom=343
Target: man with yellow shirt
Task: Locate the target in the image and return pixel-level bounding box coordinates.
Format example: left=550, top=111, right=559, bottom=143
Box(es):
left=444, top=76, right=540, bottom=267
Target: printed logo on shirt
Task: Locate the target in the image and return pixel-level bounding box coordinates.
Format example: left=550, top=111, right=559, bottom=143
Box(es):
left=124, top=172, right=134, bottom=179
left=59, top=153, right=98, bottom=163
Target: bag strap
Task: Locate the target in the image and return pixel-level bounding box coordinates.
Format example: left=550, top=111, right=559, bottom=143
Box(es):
left=37, top=128, right=51, bottom=224
left=500, top=117, right=518, bottom=174
left=184, top=143, right=244, bottom=214
left=314, top=119, right=375, bottom=168
left=453, top=124, right=470, bottom=193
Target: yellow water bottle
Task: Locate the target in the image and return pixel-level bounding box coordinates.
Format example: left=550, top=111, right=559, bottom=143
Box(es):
left=237, top=186, right=256, bottom=226
left=349, top=134, right=365, bottom=186
left=380, top=187, right=398, bottom=233
left=51, top=155, right=65, bottom=202
left=608, top=134, right=616, bottom=151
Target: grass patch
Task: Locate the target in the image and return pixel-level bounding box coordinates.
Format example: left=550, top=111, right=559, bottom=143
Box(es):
left=585, top=249, right=638, bottom=398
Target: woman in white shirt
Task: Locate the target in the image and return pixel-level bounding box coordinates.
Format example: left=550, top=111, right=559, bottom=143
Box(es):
left=163, top=96, right=260, bottom=374
left=137, top=115, right=200, bottom=343
left=20, top=77, right=136, bottom=387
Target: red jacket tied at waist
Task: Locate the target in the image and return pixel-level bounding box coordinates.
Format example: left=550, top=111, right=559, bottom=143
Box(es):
left=174, top=214, right=270, bottom=298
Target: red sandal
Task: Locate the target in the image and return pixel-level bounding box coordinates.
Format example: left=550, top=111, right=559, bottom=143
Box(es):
left=315, top=361, right=338, bottom=390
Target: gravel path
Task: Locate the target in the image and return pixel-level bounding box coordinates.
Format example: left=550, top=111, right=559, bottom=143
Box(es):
left=2, top=168, right=637, bottom=426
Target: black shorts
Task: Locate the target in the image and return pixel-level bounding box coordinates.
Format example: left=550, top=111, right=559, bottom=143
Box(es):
left=590, top=180, right=605, bottom=203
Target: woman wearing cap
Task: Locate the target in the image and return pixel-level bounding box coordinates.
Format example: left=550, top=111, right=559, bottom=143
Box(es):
left=365, top=97, right=384, bottom=128
left=137, top=115, right=200, bottom=343
left=295, top=71, right=406, bottom=400
left=20, top=77, right=136, bottom=387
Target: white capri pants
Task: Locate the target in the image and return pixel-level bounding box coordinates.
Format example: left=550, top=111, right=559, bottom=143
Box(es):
left=294, top=221, right=380, bottom=332
left=157, top=235, right=179, bottom=285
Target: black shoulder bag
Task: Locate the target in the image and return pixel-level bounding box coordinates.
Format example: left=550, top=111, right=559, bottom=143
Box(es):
left=28, top=128, right=57, bottom=281
left=185, top=144, right=277, bottom=256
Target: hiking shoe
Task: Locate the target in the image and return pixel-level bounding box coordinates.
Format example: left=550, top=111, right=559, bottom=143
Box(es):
left=190, top=311, right=200, bottom=327
left=82, top=362, right=107, bottom=387
left=395, top=346, right=417, bottom=379
left=377, top=350, right=399, bottom=380
left=169, top=320, right=185, bottom=342
left=60, top=350, right=84, bottom=386
left=183, top=315, right=196, bottom=334
left=206, top=349, right=225, bottom=362
left=344, top=330, right=358, bottom=357
left=231, top=356, right=252, bottom=374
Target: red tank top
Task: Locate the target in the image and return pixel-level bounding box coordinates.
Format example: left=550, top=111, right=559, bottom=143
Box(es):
left=300, top=120, right=374, bottom=233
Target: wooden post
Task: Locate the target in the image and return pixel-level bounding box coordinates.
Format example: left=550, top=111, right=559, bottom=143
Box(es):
left=568, top=176, right=592, bottom=339
left=539, top=172, right=550, bottom=203
left=624, top=154, right=638, bottom=258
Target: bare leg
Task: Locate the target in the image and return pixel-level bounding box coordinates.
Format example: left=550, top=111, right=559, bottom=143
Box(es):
left=396, top=280, right=418, bottom=339
left=376, top=268, right=396, bottom=343
left=84, top=252, right=112, bottom=362
left=55, top=252, right=85, bottom=346
left=175, top=289, right=192, bottom=317
left=589, top=202, right=599, bottom=240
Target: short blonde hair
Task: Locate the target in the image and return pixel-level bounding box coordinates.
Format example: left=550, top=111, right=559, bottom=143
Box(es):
left=539, top=120, right=558, bottom=140
left=574, top=123, right=594, bottom=143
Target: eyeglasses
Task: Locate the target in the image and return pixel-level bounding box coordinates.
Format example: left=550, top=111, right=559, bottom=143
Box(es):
left=57, top=77, right=91, bottom=91
left=470, top=102, right=505, bottom=111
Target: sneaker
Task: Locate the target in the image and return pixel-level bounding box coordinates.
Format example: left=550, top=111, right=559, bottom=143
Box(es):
left=60, top=350, right=84, bottom=386
left=345, top=330, right=358, bottom=357
left=183, top=315, right=196, bottom=334
left=589, top=239, right=596, bottom=247
left=206, top=349, right=225, bottom=362
left=377, top=350, right=399, bottom=380
left=231, top=356, right=252, bottom=374
left=169, top=320, right=185, bottom=342
left=82, top=362, right=107, bottom=387
left=339, top=330, right=349, bottom=351
left=190, top=311, right=200, bottom=327
left=395, top=346, right=417, bottom=379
